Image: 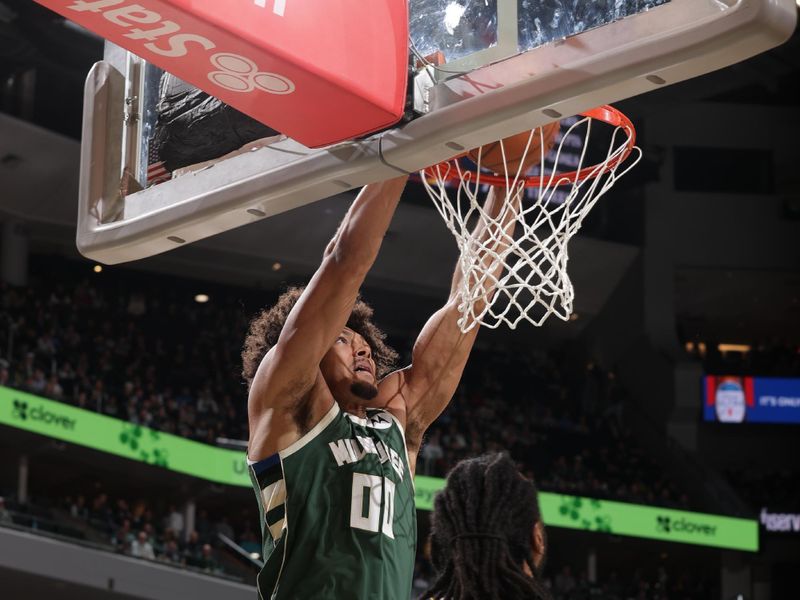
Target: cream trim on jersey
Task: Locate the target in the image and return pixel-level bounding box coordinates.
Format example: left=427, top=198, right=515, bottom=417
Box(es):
left=279, top=402, right=340, bottom=458
left=386, top=411, right=415, bottom=491
left=265, top=453, right=290, bottom=600
left=261, top=479, right=287, bottom=540
left=344, top=412, right=369, bottom=427
left=385, top=410, right=406, bottom=437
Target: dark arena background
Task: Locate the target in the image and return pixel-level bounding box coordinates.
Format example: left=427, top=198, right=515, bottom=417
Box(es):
left=1, top=1, right=799, bottom=599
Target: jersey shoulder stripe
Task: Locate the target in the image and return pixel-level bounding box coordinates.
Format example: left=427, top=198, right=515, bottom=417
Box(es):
left=249, top=453, right=287, bottom=541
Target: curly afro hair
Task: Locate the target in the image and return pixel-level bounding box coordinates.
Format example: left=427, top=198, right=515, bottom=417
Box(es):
left=241, top=286, right=399, bottom=388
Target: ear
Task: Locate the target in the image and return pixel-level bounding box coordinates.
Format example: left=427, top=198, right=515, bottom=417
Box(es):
left=532, top=521, right=546, bottom=569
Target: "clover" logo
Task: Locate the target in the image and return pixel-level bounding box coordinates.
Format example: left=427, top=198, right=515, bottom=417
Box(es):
left=12, top=399, right=28, bottom=420
left=657, top=515, right=671, bottom=533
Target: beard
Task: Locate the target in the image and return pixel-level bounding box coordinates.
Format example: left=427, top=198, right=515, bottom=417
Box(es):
left=350, top=380, right=379, bottom=401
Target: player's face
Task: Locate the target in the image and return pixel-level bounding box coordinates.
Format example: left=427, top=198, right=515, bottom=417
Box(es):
left=320, top=327, right=378, bottom=403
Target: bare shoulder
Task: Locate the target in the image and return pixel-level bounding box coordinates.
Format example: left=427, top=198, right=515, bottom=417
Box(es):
left=247, top=354, right=334, bottom=461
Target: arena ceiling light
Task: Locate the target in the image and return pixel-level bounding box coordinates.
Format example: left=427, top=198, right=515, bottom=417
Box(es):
left=194, top=294, right=210, bottom=304
left=718, top=343, right=751, bottom=353
left=92, top=265, right=102, bottom=273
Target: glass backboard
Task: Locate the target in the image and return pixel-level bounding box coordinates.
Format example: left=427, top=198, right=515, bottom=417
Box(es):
left=409, top=0, right=670, bottom=69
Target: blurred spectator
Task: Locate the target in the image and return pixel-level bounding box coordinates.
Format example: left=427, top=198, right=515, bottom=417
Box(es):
left=554, top=565, right=576, bottom=596
left=184, top=530, right=202, bottom=565
left=130, top=531, right=156, bottom=560
left=195, top=509, right=212, bottom=541
left=160, top=538, right=183, bottom=565
left=69, top=495, right=89, bottom=520
left=419, top=430, right=444, bottom=475
left=198, top=543, right=220, bottom=573
left=239, top=528, right=261, bottom=556
left=165, top=504, right=185, bottom=538
left=112, top=518, right=134, bottom=553
left=0, top=497, right=12, bottom=524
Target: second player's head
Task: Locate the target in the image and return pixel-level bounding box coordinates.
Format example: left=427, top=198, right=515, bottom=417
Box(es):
left=424, top=452, right=552, bottom=600
left=241, top=286, right=398, bottom=404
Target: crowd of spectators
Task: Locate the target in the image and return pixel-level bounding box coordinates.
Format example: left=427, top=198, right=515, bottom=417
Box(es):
left=546, top=565, right=715, bottom=600
left=0, top=259, right=695, bottom=511
left=65, top=490, right=231, bottom=572
left=0, top=483, right=260, bottom=578
left=725, top=467, right=800, bottom=512
left=0, top=270, right=251, bottom=444
left=418, top=351, right=691, bottom=509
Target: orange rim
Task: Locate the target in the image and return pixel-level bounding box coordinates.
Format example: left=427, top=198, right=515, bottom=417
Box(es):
left=423, top=105, right=637, bottom=188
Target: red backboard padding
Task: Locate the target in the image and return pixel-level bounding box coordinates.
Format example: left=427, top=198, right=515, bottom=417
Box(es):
left=36, top=0, right=408, bottom=148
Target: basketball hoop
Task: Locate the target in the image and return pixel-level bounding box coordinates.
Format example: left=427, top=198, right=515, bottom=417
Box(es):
left=421, top=105, right=641, bottom=332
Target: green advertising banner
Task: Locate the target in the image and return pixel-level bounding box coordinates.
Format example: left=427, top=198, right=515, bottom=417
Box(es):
left=1, top=387, right=758, bottom=551
left=0, top=386, right=249, bottom=486
left=414, top=477, right=758, bottom=552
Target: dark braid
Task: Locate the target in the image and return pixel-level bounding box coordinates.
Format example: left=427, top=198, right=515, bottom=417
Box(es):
left=423, top=453, right=552, bottom=600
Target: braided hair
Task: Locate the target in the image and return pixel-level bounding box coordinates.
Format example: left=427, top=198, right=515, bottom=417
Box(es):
left=423, top=453, right=552, bottom=600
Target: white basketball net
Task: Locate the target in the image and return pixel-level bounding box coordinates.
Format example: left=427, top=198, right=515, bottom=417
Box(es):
left=421, top=110, right=642, bottom=333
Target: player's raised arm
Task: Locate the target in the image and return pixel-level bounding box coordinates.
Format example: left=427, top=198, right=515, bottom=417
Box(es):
left=246, top=177, right=407, bottom=417
left=380, top=186, right=519, bottom=463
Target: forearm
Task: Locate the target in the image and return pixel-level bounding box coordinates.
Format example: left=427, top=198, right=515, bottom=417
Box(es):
left=448, top=186, right=516, bottom=300
left=407, top=191, right=517, bottom=435
left=256, top=176, right=408, bottom=400
left=323, top=176, right=407, bottom=274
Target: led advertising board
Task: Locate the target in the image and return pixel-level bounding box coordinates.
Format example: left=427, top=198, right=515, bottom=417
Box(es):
left=703, top=376, right=800, bottom=424
left=1, top=387, right=758, bottom=551
left=760, top=508, right=800, bottom=534
left=416, top=476, right=757, bottom=552
left=0, top=385, right=246, bottom=486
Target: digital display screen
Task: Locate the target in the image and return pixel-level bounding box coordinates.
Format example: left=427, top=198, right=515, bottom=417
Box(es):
left=703, top=376, right=800, bottom=424
left=760, top=508, right=800, bottom=534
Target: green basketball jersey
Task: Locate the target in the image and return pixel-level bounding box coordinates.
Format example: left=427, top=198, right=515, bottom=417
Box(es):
left=248, top=403, right=417, bottom=600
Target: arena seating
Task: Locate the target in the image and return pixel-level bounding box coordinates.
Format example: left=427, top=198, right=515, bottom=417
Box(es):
left=0, top=259, right=699, bottom=511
